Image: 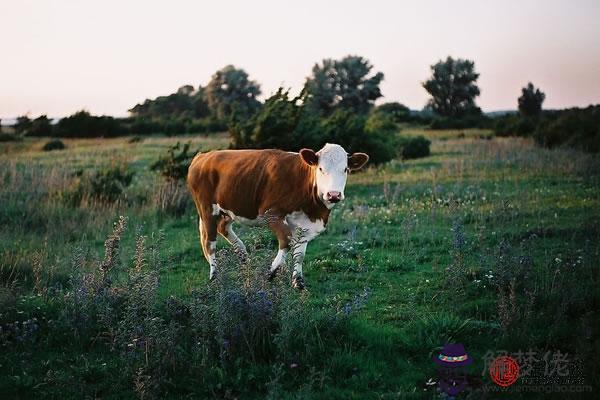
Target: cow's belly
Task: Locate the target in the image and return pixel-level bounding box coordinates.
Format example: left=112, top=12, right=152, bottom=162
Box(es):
left=214, top=203, right=264, bottom=227
left=285, top=211, right=325, bottom=241
left=214, top=203, right=325, bottom=240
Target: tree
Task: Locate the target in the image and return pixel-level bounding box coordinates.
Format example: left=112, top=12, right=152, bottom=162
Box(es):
left=29, top=115, right=53, bottom=136
left=129, top=85, right=210, bottom=120
left=518, top=82, right=545, bottom=117
left=13, top=115, right=32, bottom=135
left=422, top=56, right=481, bottom=118
left=205, top=65, right=261, bottom=120
left=305, top=55, right=384, bottom=115
left=56, top=110, right=127, bottom=138
left=375, top=102, right=411, bottom=123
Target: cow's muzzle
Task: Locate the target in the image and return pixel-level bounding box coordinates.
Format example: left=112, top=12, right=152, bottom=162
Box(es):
left=325, top=191, right=342, bottom=203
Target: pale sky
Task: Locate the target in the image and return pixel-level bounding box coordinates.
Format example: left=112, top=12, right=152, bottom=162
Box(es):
left=1, top=0, right=599, bottom=118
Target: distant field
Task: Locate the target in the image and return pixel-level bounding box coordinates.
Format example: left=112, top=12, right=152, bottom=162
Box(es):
left=1, top=129, right=599, bottom=399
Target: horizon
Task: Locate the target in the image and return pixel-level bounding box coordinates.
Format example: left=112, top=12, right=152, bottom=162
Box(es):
left=1, top=0, right=599, bottom=119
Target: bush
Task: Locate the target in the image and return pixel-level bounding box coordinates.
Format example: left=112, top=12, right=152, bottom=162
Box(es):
left=430, top=113, right=490, bottom=129
left=56, top=110, right=129, bottom=138
left=0, top=133, right=22, bottom=142
left=399, top=136, right=431, bottom=159
left=321, top=109, right=398, bottom=165
left=130, top=118, right=163, bottom=135
left=27, top=115, right=53, bottom=137
left=152, top=181, right=190, bottom=216
left=534, top=105, right=600, bottom=152
left=65, top=164, right=134, bottom=205
left=186, top=117, right=227, bottom=134
left=374, top=102, right=411, bottom=123
left=493, top=114, right=536, bottom=137
left=163, top=119, right=187, bottom=136
left=151, top=142, right=198, bottom=181
left=128, top=135, right=143, bottom=143
left=229, top=88, right=303, bottom=149
left=42, top=139, right=66, bottom=151
left=230, top=88, right=399, bottom=165
left=57, top=217, right=347, bottom=398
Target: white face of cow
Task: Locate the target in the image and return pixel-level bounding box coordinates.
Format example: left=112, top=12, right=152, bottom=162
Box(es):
left=300, top=143, right=369, bottom=208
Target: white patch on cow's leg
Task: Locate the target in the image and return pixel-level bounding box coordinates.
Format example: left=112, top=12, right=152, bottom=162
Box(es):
left=291, top=241, right=308, bottom=279
left=226, top=224, right=248, bottom=256
left=270, top=248, right=288, bottom=273
left=208, top=241, right=217, bottom=280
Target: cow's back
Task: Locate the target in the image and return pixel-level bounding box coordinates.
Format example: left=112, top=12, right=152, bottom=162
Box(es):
left=187, top=149, right=310, bottom=219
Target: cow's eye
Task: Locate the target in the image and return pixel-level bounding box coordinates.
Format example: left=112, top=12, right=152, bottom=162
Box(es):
left=319, top=167, right=323, bottom=173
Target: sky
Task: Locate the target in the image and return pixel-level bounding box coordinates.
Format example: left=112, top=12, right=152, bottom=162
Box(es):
left=1, top=0, right=599, bottom=119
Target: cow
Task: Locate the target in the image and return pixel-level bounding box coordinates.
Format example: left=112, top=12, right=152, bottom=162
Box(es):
left=186, top=143, right=369, bottom=289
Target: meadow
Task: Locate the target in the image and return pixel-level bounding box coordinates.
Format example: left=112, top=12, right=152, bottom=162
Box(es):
left=1, top=130, right=599, bottom=399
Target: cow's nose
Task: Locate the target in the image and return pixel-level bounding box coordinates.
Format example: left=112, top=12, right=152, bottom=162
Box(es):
left=326, top=191, right=342, bottom=203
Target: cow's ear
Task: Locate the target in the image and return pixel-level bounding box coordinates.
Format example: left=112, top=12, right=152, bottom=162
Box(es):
left=348, top=152, right=369, bottom=171
left=300, top=148, right=319, bottom=166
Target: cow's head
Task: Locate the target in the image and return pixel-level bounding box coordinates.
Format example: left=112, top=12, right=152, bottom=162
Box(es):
left=300, top=143, right=369, bottom=208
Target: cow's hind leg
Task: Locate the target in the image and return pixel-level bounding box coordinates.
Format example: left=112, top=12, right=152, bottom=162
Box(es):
left=217, top=215, right=248, bottom=258
left=267, top=219, right=291, bottom=281
left=199, top=208, right=219, bottom=280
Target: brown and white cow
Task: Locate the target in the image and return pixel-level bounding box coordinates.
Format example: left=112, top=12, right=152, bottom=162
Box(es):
left=186, top=143, right=369, bottom=289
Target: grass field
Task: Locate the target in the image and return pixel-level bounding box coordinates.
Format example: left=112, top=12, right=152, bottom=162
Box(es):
left=1, top=130, right=599, bottom=399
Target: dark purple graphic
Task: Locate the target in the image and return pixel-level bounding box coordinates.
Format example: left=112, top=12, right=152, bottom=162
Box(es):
left=433, top=343, right=473, bottom=396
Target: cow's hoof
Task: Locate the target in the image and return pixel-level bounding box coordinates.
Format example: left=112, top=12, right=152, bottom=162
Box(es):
left=292, top=274, right=305, bottom=290
left=267, top=267, right=279, bottom=281
left=236, top=250, right=249, bottom=263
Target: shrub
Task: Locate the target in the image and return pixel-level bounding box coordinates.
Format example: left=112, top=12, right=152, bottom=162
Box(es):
left=27, top=115, right=53, bottom=137
left=163, top=119, right=187, bottom=136
left=58, top=217, right=347, bottom=398
left=430, top=113, right=490, bottom=129
left=56, top=110, right=128, bottom=138
left=534, top=105, right=600, bottom=152
left=374, top=102, right=411, bottom=123
left=152, top=181, right=190, bottom=216
left=42, top=139, right=66, bottom=151
left=151, top=142, right=198, bottom=181
left=493, top=114, right=536, bottom=137
left=321, top=109, right=398, bottom=165
left=65, top=164, right=134, bottom=205
left=229, top=88, right=303, bottom=149
left=186, top=117, right=227, bottom=134
left=230, top=88, right=399, bottom=165
left=399, top=136, right=431, bottom=159
left=128, top=135, right=143, bottom=144
left=130, top=118, right=163, bottom=135
left=0, top=133, right=22, bottom=142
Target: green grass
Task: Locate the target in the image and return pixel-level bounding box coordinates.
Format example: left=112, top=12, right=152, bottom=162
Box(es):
left=1, top=130, right=599, bottom=399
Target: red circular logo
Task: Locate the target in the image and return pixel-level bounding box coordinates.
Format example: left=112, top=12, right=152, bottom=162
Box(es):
left=489, top=356, right=519, bottom=387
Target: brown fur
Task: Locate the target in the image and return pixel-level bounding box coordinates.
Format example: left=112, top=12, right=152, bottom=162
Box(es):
left=187, top=149, right=331, bottom=257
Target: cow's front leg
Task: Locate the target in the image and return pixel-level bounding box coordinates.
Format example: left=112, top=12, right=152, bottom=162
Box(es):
left=291, top=240, right=308, bottom=290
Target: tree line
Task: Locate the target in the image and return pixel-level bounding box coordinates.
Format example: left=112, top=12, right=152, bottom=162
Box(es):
left=7, top=55, right=599, bottom=153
